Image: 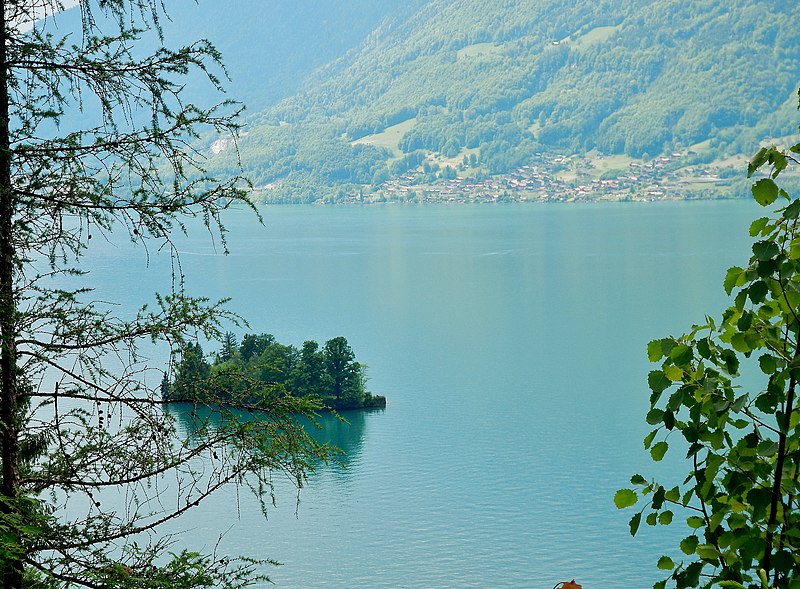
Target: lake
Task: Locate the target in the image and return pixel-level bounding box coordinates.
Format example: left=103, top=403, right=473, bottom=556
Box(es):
left=83, top=200, right=761, bottom=588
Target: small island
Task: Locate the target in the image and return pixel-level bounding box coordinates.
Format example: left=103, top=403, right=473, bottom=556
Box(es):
left=162, top=332, right=386, bottom=410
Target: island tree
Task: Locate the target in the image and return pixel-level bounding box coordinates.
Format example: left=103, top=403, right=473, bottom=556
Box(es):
left=0, top=1, right=327, bottom=588
left=290, top=340, right=330, bottom=398
left=617, top=93, right=800, bottom=588
left=323, top=336, right=365, bottom=405
left=165, top=334, right=383, bottom=410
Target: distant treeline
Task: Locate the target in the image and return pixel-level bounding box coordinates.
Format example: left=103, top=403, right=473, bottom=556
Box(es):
left=162, top=333, right=386, bottom=410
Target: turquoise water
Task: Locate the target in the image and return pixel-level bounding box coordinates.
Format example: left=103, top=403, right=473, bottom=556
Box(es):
left=85, top=201, right=761, bottom=588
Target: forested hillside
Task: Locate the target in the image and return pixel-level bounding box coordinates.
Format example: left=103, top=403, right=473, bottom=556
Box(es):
left=48, top=0, right=415, bottom=118
left=201, top=0, right=800, bottom=202
left=48, top=0, right=800, bottom=202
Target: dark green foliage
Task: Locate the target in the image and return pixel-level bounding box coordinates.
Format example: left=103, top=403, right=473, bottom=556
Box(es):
left=289, top=341, right=332, bottom=398
left=218, top=331, right=238, bottom=362
left=170, top=343, right=212, bottom=400
left=167, top=334, right=383, bottom=410
left=323, top=336, right=363, bottom=405
left=617, top=103, right=800, bottom=587
left=240, top=333, right=275, bottom=361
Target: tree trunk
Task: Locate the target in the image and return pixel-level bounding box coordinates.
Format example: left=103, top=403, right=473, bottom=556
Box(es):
left=763, top=370, right=797, bottom=579
left=0, top=1, right=22, bottom=586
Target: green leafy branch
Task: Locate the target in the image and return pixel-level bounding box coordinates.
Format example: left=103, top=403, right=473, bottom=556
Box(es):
left=616, top=119, right=800, bottom=588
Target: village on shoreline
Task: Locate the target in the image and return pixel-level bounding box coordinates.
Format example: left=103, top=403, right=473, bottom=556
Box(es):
left=360, top=151, right=744, bottom=204
left=251, top=150, right=754, bottom=205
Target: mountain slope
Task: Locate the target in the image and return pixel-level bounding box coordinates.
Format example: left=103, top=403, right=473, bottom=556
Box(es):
left=46, top=0, right=415, bottom=119
left=206, top=0, right=800, bottom=201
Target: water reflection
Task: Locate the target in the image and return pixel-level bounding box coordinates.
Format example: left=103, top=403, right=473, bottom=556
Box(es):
left=164, top=402, right=378, bottom=473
